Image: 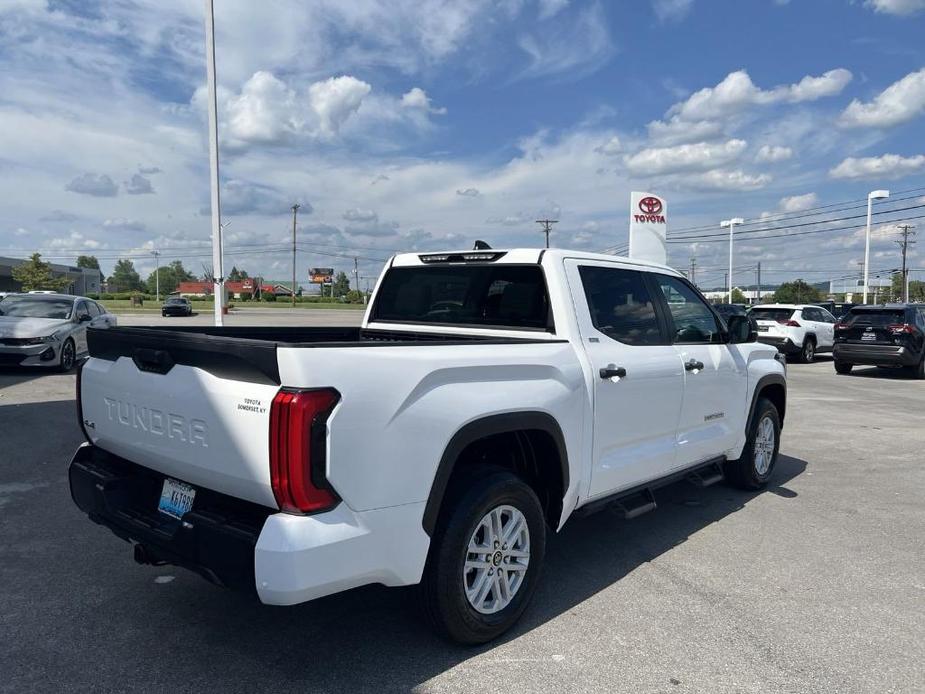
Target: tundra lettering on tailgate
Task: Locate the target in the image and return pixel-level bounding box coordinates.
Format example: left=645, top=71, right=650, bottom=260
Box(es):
left=103, top=397, right=208, bottom=447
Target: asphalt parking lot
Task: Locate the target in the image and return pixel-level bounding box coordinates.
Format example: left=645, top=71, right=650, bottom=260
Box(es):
left=1, top=343, right=923, bottom=693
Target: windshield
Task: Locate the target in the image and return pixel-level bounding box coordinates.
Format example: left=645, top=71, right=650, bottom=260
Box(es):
left=750, top=307, right=795, bottom=322
left=843, top=309, right=906, bottom=327
left=166, top=298, right=187, bottom=304
left=0, top=296, right=73, bottom=319
left=372, top=264, right=551, bottom=331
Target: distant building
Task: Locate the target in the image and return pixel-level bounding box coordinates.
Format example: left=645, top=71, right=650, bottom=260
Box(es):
left=0, top=256, right=102, bottom=295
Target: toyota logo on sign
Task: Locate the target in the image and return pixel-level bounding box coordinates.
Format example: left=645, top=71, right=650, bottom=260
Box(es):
left=638, top=196, right=662, bottom=215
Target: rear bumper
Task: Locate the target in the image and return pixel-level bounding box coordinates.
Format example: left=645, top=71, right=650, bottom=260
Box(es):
left=756, top=335, right=800, bottom=354
left=68, top=444, right=430, bottom=604
left=833, top=343, right=919, bottom=367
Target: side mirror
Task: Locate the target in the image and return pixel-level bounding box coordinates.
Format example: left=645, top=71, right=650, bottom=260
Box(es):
left=78, top=313, right=92, bottom=323
left=727, top=314, right=757, bottom=343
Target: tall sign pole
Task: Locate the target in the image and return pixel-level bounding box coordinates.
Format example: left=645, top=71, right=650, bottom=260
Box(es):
left=204, top=0, right=224, bottom=326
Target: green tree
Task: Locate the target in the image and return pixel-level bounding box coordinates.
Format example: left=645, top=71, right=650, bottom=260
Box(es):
left=76, top=255, right=100, bottom=270
left=11, top=253, right=72, bottom=292
left=146, top=260, right=195, bottom=295
left=730, top=288, right=748, bottom=304
left=771, top=279, right=821, bottom=304
left=228, top=266, right=249, bottom=281
left=108, top=259, right=143, bottom=292
left=332, top=271, right=350, bottom=298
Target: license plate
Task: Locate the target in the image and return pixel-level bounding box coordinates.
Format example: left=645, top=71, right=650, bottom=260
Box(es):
left=758, top=326, right=769, bottom=332
left=158, top=478, right=196, bottom=519
left=861, top=333, right=876, bottom=341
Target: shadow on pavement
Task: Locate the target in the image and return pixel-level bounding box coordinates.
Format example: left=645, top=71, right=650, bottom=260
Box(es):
left=0, top=397, right=807, bottom=692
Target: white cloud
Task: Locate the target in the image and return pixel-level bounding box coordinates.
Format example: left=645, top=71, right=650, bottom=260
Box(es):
left=780, top=193, right=818, bottom=212
left=839, top=68, right=925, bottom=129
left=65, top=172, right=118, bottom=197
left=864, top=0, right=925, bottom=15
left=684, top=169, right=772, bottom=191
left=517, top=3, right=614, bottom=79
left=103, top=217, right=147, bottom=232
left=646, top=117, right=723, bottom=146
left=400, top=87, right=447, bottom=115
left=652, top=0, right=694, bottom=22
left=756, top=145, right=793, bottom=162
left=666, top=68, right=853, bottom=122
left=456, top=188, right=480, bottom=197
left=537, top=0, right=570, bottom=19
left=829, top=153, right=925, bottom=179
left=594, top=136, right=622, bottom=155
left=624, top=139, right=747, bottom=175
left=213, top=71, right=372, bottom=147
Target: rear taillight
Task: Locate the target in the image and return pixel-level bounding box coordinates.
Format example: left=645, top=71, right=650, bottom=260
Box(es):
left=777, top=319, right=801, bottom=327
left=888, top=323, right=915, bottom=334
left=269, top=388, right=340, bottom=514
left=834, top=322, right=848, bottom=330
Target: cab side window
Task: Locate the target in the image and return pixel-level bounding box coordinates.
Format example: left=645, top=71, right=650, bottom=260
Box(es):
left=653, top=275, right=723, bottom=344
left=87, top=302, right=102, bottom=317
left=74, top=301, right=91, bottom=321
left=577, top=266, right=665, bottom=346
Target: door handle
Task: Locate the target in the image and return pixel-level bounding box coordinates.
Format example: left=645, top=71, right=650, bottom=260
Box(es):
left=599, top=365, right=627, bottom=379
left=684, top=359, right=704, bottom=372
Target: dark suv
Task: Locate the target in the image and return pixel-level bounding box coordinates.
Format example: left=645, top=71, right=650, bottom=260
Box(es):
left=833, top=304, right=925, bottom=378
left=161, top=296, right=192, bottom=317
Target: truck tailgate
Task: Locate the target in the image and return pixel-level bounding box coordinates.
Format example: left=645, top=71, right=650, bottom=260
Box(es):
left=79, top=328, right=283, bottom=508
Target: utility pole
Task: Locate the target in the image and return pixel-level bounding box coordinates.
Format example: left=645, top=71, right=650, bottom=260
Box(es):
left=291, top=203, right=300, bottom=308
left=897, top=224, right=916, bottom=302
left=721, top=217, right=744, bottom=303
left=689, top=256, right=697, bottom=287
left=151, top=250, right=160, bottom=302
left=353, top=257, right=359, bottom=294
left=535, top=219, right=558, bottom=248
left=756, top=261, right=761, bottom=306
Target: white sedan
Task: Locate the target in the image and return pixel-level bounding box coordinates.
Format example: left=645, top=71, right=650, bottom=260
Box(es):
left=0, top=294, right=116, bottom=371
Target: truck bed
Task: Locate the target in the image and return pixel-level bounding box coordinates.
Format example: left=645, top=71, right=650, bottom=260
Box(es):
left=87, top=325, right=555, bottom=385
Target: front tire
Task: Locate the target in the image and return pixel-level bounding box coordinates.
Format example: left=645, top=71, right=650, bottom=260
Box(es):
left=58, top=338, right=76, bottom=373
left=834, top=361, right=853, bottom=375
left=725, top=397, right=781, bottom=490
left=422, top=467, right=546, bottom=645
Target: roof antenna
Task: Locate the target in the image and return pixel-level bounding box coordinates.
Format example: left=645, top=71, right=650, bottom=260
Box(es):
left=473, top=240, right=492, bottom=250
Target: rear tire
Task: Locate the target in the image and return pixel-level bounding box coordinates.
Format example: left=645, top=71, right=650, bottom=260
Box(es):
left=725, top=397, right=781, bottom=490
left=834, top=361, right=853, bottom=375
left=799, top=337, right=816, bottom=364
left=906, top=355, right=925, bottom=380
left=422, top=467, right=546, bottom=645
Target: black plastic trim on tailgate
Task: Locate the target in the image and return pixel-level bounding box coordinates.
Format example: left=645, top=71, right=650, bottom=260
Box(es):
left=88, top=326, right=282, bottom=385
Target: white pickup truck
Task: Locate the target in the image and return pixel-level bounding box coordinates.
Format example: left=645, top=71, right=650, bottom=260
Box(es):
left=69, top=248, right=786, bottom=644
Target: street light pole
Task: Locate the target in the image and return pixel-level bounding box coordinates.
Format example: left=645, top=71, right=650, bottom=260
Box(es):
left=203, top=0, right=224, bottom=326
left=863, top=189, right=890, bottom=304
left=720, top=217, right=744, bottom=303
left=291, top=204, right=300, bottom=308
left=151, top=250, right=160, bottom=302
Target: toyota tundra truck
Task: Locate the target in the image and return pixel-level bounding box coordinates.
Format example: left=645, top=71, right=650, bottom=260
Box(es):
left=69, top=248, right=787, bottom=644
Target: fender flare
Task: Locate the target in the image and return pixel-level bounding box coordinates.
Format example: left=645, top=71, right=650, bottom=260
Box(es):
left=421, top=411, right=569, bottom=536
left=747, top=373, right=787, bottom=430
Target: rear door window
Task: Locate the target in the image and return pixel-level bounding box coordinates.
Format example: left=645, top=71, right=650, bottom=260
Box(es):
left=371, top=264, right=552, bottom=331
left=577, top=265, right=665, bottom=345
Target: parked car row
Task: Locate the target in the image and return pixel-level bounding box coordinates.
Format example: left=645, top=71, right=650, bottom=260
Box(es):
left=714, top=300, right=925, bottom=379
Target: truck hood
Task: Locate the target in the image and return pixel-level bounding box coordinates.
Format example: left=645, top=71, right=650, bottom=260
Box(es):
left=0, top=316, right=71, bottom=338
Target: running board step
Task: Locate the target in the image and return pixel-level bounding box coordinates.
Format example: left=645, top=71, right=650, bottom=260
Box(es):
left=609, top=488, right=657, bottom=519
left=686, top=461, right=725, bottom=488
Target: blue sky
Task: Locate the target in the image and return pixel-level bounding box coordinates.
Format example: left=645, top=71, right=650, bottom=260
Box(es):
left=1, top=0, right=924, bottom=289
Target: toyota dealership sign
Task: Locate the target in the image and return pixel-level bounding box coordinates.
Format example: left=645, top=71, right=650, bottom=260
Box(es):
left=628, top=191, right=667, bottom=265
